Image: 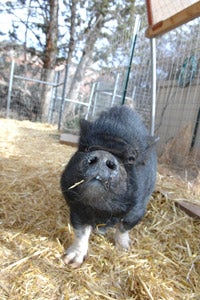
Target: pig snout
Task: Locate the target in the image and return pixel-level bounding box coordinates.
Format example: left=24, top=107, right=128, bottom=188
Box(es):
left=87, top=151, right=118, bottom=179
left=79, top=150, right=128, bottom=211
left=84, top=150, right=119, bottom=182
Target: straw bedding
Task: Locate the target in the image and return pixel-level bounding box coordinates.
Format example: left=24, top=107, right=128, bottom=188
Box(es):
left=0, top=118, right=199, bottom=300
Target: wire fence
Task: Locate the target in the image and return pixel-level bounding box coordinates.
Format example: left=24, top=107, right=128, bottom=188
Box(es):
left=0, top=16, right=200, bottom=177
left=81, top=17, right=200, bottom=176
left=0, top=52, right=92, bottom=126
left=0, top=57, right=62, bottom=122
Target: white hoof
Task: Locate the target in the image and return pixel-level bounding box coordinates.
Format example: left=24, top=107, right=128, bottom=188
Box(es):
left=63, top=225, right=92, bottom=268
left=63, top=245, right=87, bottom=268
left=114, top=228, right=130, bottom=250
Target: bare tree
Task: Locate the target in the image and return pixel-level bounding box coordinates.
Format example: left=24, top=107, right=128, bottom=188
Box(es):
left=1, top=0, right=59, bottom=121
left=1, top=0, right=137, bottom=123
left=40, top=0, right=59, bottom=121
left=62, top=0, right=136, bottom=122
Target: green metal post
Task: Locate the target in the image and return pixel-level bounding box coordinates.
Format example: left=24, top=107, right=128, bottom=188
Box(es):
left=121, top=15, right=141, bottom=105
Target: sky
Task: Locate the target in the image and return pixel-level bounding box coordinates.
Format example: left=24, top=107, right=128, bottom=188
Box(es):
left=0, top=1, right=29, bottom=43
left=0, top=0, right=144, bottom=47
left=0, top=0, right=199, bottom=59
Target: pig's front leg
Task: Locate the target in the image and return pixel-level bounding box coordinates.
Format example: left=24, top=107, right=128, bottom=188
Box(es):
left=114, top=204, right=146, bottom=250
left=114, top=225, right=130, bottom=249
left=63, top=225, right=92, bottom=268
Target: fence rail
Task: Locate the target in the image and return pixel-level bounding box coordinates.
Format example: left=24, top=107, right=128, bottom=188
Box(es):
left=0, top=16, right=200, bottom=176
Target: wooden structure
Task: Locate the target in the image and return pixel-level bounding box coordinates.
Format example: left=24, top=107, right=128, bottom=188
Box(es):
left=146, top=0, right=200, bottom=218
left=60, top=133, right=79, bottom=147
left=146, top=0, right=200, bottom=37
left=175, top=201, right=200, bottom=219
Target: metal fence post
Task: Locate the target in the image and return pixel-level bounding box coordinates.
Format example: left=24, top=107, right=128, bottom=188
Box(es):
left=92, top=82, right=98, bottom=117
left=58, top=64, right=68, bottom=130
left=121, top=15, right=141, bottom=105
left=86, top=82, right=96, bottom=120
left=111, top=73, right=120, bottom=107
left=150, top=38, right=157, bottom=136
left=49, top=70, right=60, bottom=123
left=6, top=60, right=15, bottom=118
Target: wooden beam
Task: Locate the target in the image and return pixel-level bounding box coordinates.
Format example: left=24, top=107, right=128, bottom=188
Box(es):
left=175, top=201, right=200, bottom=219
left=146, top=2, right=200, bottom=38
left=60, top=133, right=79, bottom=147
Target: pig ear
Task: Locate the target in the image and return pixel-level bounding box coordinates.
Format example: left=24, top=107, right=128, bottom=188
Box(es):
left=79, top=119, right=92, bottom=152
left=79, top=119, right=92, bottom=135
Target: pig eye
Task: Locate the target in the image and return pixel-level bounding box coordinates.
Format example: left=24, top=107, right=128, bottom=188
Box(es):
left=83, top=146, right=89, bottom=152
left=106, top=160, right=116, bottom=170
left=127, top=149, right=139, bottom=164
left=127, top=156, right=136, bottom=164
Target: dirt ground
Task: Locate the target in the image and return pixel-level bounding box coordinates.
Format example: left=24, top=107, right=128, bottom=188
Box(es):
left=0, top=118, right=199, bottom=300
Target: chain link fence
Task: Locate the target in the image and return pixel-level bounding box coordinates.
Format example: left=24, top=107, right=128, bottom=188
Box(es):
left=80, top=17, right=200, bottom=176
left=0, top=17, right=200, bottom=177
left=0, top=49, right=92, bottom=126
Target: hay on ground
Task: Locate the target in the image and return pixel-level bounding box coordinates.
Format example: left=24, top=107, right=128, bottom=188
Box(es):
left=0, top=118, right=199, bottom=300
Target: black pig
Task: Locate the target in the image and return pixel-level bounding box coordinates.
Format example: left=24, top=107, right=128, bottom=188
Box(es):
left=61, top=105, right=157, bottom=267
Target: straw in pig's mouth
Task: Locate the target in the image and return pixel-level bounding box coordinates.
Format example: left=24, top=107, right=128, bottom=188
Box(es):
left=68, top=176, right=110, bottom=191
left=68, top=179, right=85, bottom=190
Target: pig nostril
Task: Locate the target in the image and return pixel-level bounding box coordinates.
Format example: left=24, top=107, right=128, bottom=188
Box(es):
left=106, top=160, right=116, bottom=170
left=88, top=156, right=98, bottom=165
